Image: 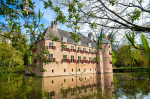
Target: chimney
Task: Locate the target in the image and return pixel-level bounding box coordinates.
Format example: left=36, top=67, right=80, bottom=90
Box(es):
left=51, top=21, right=57, bottom=30
left=88, top=32, right=93, bottom=41
left=107, top=35, right=111, bottom=40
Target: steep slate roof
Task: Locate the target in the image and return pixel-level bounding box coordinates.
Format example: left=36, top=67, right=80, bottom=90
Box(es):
left=102, top=38, right=111, bottom=44
left=43, top=26, right=110, bottom=48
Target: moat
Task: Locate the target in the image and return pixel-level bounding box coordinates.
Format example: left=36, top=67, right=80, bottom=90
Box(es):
left=0, top=73, right=150, bottom=99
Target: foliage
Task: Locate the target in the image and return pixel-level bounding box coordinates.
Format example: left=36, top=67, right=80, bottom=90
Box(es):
left=0, top=42, right=24, bottom=73
left=39, top=68, right=46, bottom=72
left=127, top=8, right=142, bottom=23
left=126, top=30, right=150, bottom=66
left=112, top=51, right=117, bottom=66
left=114, top=44, right=148, bottom=67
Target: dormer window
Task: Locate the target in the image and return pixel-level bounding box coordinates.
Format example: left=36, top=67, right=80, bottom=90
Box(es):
left=78, top=41, right=81, bottom=45
left=88, top=43, right=91, bottom=47
left=63, top=37, right=67, bottom=42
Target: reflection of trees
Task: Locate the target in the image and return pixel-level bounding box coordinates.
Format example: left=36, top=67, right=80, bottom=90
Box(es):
left=114, top=73, right=150, bottom=98
left=0, top=74, right=39, bottom=99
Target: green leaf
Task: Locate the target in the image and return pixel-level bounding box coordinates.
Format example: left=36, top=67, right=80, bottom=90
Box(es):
left=142, top=34, right=150, bottom=59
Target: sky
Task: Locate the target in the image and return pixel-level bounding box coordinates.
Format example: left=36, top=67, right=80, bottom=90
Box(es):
left=33, top=0, right=70, bottom=31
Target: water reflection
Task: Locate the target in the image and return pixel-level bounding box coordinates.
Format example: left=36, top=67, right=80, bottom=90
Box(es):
left=1, top=73, right=150, bottom=98
left=33, top=73, right=115, bottom=99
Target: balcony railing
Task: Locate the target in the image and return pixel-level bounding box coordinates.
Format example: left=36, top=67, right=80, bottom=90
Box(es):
left=89, top=60, right=92, bottom=63
left=62, top=48, right=70, bottom=51
left=48, top=58, right=55, bottom=62
left=77, top=60, right=84, bottom=63
left=77, top=50, right=83, bottom=53
left=71, top=59, right=76, bottom=63
left=70, top=49, right=76, bottom=52
left=94, top=52, right=98, bottom=54
left=46, top=46, right=56, bottom=50
left=62, top=59, right=70, bottom=63
left=85, top=51, right=88, bottom=54
left=59, top=59, right=100, bottom=64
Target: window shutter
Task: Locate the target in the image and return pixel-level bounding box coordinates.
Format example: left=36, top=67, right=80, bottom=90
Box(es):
left=53, top=58, right=55, bottom=62
left=46, top=46, right=49, bottom=49
left=74, top=59, right=76, bottom=63
left=53, top=46, right=56, bottom=50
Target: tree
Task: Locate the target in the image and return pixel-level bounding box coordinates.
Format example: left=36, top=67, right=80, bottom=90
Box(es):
left=42, top=0, right=150, bottom=32
left=115, top=44, right=147, bottom=67
left=0, top=42, right=24, bottom=73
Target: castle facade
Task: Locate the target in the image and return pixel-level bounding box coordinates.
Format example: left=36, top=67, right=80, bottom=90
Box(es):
left=25, top=21, right=112, bottom=77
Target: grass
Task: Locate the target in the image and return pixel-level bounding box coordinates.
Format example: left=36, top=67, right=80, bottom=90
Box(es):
left=113, top=66, right=148, bottom=73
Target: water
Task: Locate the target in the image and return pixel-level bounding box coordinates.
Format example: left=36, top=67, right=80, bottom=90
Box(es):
left=0, top=73, right=150, bottom=99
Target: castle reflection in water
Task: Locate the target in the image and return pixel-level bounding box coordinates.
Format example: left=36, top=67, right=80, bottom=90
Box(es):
left=29, top=73, right=115, bottom=99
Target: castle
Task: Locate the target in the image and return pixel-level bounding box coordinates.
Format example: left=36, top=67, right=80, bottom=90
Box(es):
left=25, top=21, right=112, bottom=77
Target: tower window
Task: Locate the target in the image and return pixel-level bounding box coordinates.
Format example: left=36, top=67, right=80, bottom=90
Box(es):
left=49, top=42, right=53, bottom=49
left=52, top=80, right=54, bottom=84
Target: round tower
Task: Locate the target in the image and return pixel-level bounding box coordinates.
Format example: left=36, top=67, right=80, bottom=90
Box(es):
left=101, top=38, right=112, bottom=73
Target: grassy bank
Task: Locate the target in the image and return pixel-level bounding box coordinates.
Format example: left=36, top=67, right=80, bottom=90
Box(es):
left=113, top=67, right=148, bottom=73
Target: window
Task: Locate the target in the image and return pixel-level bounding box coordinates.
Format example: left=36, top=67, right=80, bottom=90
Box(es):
left=109, top=58, right=111, bottom=62
left=90, top=68, right=91, bottom=71
left=71, top=46, right=74, bottom=52
left=84, top=68, right=86, bottom=71
left=64, top=69, right=66, bottom=72
left=52, top=80, right=54, bottom=84
left=63, top=37, right=67, bottom=42
left=49, top=54, right=53, bottom=61
left=64, top=79, right=66, bottom=82
left=88, top=43, right=91, bottom=47
left=52, top=69, right=54, bottom=73
left=94, top=50, right=96, bottom=53
left=54, top=21, right=57, bottom=24
left=89, top=57, right=92, bottom=63
left=83, top=48, right=86, bottom=53
left=49, top=54, right=53, bottom=58
left=72, top=69, right=73, bottom=72
left=49, top=42, right=53, bottom=49
left=71, top=55, right=74, bottom=62
left=83, top=57, right=86, bottom=63
left=78, top=47, right=81, bottom=52
left=72, top=78, right=73, bottom=82
left=78, top=41, right=81, bottom=45
left=63, top=45, right=67, bottom=51
left=78, top=56, right=81, bottom=63
left=89, top=49, right=91, bottom=53
left=63, top=55, right=67, bottom=62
